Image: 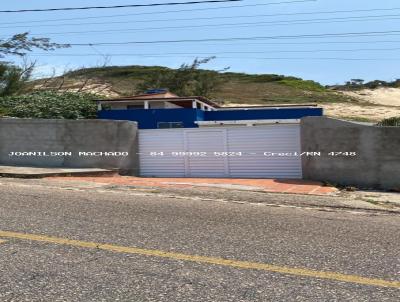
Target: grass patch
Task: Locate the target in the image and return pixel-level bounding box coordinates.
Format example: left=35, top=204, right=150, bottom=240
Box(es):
left=278, top=79, right=326, bottom=92
left=363, top=199, right=380, bottom=205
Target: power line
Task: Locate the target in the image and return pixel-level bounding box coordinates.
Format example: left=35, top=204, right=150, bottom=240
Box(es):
left=18, top=38, right=400, bottom=49
left=25, top=53, right=400, bottom=61
left=0, top=0, right=245, bottom=13
left=185, top=40, right=400, bottom=47
left=0, top=0, right=315, bottom=25
left=1, top=5, right=396, bottom=29
left=33, top=39, right=400, bottom=48
left=29, top=47, right=400, bottom=56
left=66, top=30, right=400, bottom=46
left=24, top=14, right=400, bottom=37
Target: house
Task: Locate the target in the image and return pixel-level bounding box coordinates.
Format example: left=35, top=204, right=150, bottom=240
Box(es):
left=94, top=89, right=323, bottom=129
left=94, top=90, right=323, bottom=179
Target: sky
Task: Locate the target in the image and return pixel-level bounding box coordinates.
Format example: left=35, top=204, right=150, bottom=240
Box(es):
left=0, top=0, right=399, bottom=84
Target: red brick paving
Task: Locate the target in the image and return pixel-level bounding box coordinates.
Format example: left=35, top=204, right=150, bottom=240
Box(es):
left=48, top=176, right=338, bottom=196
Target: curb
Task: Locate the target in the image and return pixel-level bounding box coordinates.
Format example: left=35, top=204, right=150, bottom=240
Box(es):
left=0, top=170, right=118, bottom=179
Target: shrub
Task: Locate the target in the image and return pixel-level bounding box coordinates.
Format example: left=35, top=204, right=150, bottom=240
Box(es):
left=0, top=106, right=8, bottom=116
left=278, top=79, right=326, bottom=92
left=377, top=117, right=400, bottom=126
left=0, top=91, right=97, bottom=119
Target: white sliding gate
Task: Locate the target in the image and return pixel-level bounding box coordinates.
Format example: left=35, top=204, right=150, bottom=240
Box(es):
left=139, top=125, right=302, bottom=179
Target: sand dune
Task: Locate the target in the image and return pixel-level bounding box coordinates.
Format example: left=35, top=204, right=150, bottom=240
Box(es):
left=340, top=88, right=400, bottom=107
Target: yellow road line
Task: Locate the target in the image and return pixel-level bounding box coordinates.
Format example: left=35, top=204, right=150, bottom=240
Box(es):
left=0, top=230, right=398, bottom=289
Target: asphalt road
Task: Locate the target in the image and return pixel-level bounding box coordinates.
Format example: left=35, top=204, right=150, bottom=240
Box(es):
left=0, top=180, right=399, bottom=301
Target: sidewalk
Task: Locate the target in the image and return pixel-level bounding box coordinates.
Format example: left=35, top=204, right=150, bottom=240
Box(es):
left=0, top=166, right=117, bottom=178
left=48, top=175, right=338, bottom=196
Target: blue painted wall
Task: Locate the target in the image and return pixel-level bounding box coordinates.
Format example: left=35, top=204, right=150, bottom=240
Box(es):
left=205, top=108, right=323, bottom=121
left=98, top=108, right=204, bottom=129
left=98, top=107, right=323, bottom=129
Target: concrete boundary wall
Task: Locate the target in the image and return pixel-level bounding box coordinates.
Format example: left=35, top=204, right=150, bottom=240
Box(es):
left=1, top=117, right=399, bottom=188
left=301, top=117, right=400, bottom=190
left=0, top=119, right=139, bottom=175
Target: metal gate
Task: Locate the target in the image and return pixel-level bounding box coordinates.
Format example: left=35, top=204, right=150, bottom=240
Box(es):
left=139, top=125, right=302, bottom=179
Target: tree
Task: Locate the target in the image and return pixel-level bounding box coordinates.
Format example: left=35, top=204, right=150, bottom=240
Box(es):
left=0, top=32, right=69, bottom=97
left=0, top=32, right=68, bottom=58
left=138, top=57, right=225, bottom=97
left=0, top=61, right=35, bottom=97
left=364, top=80, right=388, bottom=89
left=350, top=79, right=364, bottom=86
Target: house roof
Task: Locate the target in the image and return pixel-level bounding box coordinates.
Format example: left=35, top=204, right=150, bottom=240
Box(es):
left=95, top=92, right=319, bottom=110
left=94, top=92, right=221, bottom=108
left=218, top=104, right=319, bottom=110
left=122, top=91, right=179, bottom=99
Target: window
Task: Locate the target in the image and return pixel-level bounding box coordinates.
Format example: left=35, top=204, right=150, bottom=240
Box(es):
left=127, top=104, right=144, bottom=109
left=157, top=122, right=184, bottom=129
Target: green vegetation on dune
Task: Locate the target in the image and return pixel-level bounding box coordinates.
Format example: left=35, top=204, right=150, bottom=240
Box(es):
left=333, top=78, right=400, bottom=90
left=58, top=65, right=355, bottom=105
left=67, top=65, right=172, bottom=79
left=277, top=79, right=326, bottom=92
